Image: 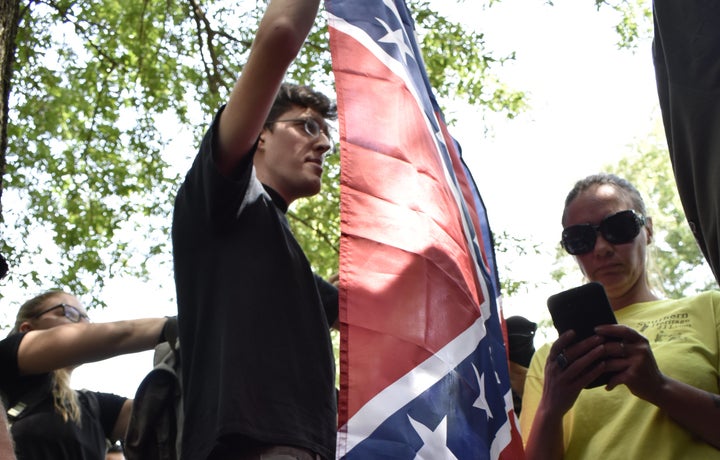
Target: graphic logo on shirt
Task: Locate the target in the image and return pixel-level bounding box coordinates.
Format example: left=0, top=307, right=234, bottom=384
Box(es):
left=635, top=312, right=691, bottom=342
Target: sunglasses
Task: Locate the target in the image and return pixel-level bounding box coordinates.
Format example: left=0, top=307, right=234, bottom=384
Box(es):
left=268, top=118, right=336, bottom=154
left=33, top=303, right=90, bottom=323
left=561, top=209, right=646, bottom=255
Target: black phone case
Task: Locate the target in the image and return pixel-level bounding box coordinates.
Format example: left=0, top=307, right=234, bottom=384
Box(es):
left=547, top=282, right=618, bottom=388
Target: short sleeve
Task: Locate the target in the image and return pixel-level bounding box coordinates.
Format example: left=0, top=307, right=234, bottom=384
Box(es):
left=84, top=391, right=127, bottom=438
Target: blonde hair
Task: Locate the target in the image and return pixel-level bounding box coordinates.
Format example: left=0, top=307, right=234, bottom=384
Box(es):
left=11, top=289, right=82, bottom=424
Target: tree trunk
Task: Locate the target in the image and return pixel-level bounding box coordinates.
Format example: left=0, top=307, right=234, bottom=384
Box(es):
left=0, top=0, right=20, bottom=221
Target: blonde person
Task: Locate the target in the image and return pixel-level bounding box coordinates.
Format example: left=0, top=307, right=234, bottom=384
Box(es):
left=0, top=289, right=169, bottom=459
left=520, top=173, right=720, bottom=459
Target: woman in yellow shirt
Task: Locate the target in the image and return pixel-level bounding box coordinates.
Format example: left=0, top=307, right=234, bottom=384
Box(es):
left=521, top=173, right=720, bottom=459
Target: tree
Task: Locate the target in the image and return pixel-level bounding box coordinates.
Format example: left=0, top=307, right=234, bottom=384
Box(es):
left=552, top=123, right=716, bottom=298
left=607, top=126, right=716, bottom=297
left=0, top=0, right=20, bottom=215
left=0, top=0, right=526, bottom=304
left=594, top=0, right=652, bottom=49
left=494, top=230, right=543, bottom=298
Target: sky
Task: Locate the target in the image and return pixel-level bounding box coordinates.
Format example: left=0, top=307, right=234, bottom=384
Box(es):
left=10, top=0, right=663, bottom=399
left=446, top=0, right=660, bottom=321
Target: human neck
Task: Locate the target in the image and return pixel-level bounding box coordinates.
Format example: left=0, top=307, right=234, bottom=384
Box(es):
left=608, top=282, right=660, bottom=311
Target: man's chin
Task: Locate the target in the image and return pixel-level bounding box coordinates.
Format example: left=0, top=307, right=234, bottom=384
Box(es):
left=299, top=180, right=322, bottom=198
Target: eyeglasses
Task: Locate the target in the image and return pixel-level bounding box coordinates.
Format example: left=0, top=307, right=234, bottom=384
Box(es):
left=268, top=117, right=336, bottom=154
left=561, top=209, right=646, bottom=255
left=33, top=303, right=90, bottom=323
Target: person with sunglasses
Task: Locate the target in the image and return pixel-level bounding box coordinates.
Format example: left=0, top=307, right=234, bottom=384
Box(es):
left=171, top=1, right=339, bottom=459
left=0, top=289, right=170, bottom=459
left=520, top=173, right=720, bottom=460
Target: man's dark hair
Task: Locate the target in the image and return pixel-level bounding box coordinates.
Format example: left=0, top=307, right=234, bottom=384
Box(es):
left=265, top=83, right=337, bottom=127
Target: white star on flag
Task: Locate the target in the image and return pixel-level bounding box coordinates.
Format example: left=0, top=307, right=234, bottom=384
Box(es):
left=472, top=363, right=494, bottom=420
left=408, top=415, right=459, bottom=460
left=375, top=18, right=414, bottom=65
left=375, top=0, right=414, bottom=66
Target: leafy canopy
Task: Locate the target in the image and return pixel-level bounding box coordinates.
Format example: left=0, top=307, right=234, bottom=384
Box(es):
left=3, top=0, right=524, bottom=305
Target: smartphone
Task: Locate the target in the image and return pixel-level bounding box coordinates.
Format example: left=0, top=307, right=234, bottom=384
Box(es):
left=547, top=282, right=617, bottom=388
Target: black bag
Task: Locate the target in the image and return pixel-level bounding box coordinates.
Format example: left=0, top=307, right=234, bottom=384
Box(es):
left=124, top=318, right=182, bottom=460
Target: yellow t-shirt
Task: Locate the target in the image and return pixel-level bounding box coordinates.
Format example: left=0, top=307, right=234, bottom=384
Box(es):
left=520, top=291, right=720, bottom=459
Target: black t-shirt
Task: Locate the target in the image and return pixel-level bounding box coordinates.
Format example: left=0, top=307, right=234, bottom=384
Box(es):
left=0, top=333, right=127, bottom=460
left=172, top=109, right=338, bottom=460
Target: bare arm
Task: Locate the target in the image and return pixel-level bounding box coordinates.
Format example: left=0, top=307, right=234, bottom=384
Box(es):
left=524, top=332, right=608, bottom=460
left=642, top=377, right=720, bottom=449
left=524, top=402, right=565, bottom=460
left=215, top=0, right=322, bottom=175
left=111, top=399, right=134, bottom=442
left=597, top=324, right=720, bottom=449
left=16, top=318, right=166, bottom=375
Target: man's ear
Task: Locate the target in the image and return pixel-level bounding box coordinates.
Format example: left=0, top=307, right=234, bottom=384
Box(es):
left=257, top=126, right=270, bottom=152
left=19, top=322, right=33, bottom=332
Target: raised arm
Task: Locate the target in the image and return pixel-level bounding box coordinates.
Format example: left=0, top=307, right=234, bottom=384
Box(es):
left=16, top=317, right=166, bottom=375
left=215, top=0, right=322, bottom=175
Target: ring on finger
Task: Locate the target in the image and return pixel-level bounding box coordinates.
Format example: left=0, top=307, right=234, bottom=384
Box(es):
left=555, top=351, right=569, bottom=370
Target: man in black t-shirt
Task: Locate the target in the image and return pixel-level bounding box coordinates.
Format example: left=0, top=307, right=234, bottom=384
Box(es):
left=653, top=0, right=720, bottom=286
left=171, top=1, right=338, bottom=459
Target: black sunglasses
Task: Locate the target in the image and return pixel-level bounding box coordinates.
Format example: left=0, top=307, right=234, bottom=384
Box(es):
left=561, top=209, right=646, bottom=255
left=33, top=303, right=90, bottom=323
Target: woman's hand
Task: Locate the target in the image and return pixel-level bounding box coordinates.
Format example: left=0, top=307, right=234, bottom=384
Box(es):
left=594, top=324, right=664, bottom=400
left=594, top=323, right=720, bottom=449
left=525, top=331, right=608, bottom=460
left=539, top=330, right=608, bottom=415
